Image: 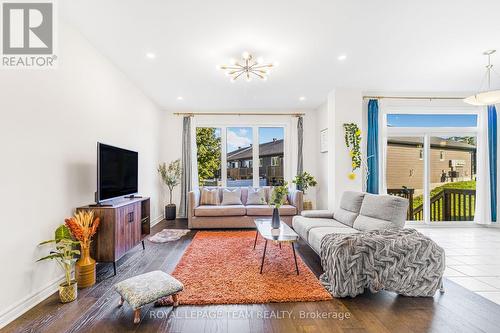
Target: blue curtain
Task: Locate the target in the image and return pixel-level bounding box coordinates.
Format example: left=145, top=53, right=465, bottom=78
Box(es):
left=367, top=99, right=379, bottom=194
left=488, top=105, right=497, bottom=222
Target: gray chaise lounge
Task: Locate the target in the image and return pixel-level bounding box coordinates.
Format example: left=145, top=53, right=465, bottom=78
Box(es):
left=293, top=191, right=446, bottom=298
left=292, top=191, right=409, bottom=254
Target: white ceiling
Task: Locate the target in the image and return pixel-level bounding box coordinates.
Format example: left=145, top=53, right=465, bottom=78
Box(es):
left=61, top=0, right=500, bottom=110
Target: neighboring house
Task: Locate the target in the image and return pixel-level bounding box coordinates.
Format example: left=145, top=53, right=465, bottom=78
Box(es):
left=227, top=138, right=284, bottom=185
left=387, top=137, right=476, bottom=190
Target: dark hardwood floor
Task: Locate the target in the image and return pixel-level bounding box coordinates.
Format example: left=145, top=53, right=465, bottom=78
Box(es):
left=4, top=219, right=500, bottom=333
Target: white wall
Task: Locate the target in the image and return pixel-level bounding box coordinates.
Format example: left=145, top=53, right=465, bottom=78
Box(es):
left=315, top=89, right=364, bottom=210
left=331, top=89, right=363, bottom=208
left=160, top=109, right=318, bottom=209
left=0, top=23, right=164, bottom=327
left=315, top=102, right=329, bottom=209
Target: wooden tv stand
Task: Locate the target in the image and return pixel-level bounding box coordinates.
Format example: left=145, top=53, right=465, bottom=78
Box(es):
left=77, top=197, right=151, bottom=275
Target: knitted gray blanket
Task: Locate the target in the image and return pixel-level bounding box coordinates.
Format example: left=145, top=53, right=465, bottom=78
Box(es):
left=319, top=228, right=445, bottom=297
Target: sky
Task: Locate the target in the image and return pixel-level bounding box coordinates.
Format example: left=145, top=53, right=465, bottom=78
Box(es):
left=387, top=114, right=478, bottom=127
left=225, top=127, right=284, bottom=152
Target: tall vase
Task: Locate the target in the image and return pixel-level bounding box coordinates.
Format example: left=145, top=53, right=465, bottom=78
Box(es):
left=272, top=207, right=280, bottom=229
left=75, top=242, right=96, bottom=288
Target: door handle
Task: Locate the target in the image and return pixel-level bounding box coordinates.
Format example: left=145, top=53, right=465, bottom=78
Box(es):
left=128, top=211, right=134, bottom=223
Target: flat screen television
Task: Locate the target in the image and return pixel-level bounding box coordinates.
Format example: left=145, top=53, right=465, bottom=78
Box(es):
left=97, top=143, right=138, bottom=203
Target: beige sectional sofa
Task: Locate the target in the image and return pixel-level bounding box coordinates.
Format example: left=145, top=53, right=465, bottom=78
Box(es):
left=188, top=187, right=303, bottom=229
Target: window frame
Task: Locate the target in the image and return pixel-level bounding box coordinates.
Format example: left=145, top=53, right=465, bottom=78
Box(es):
left=194, top=122, right=288, bottom=187
left=379, top=103, right=482, bottom=225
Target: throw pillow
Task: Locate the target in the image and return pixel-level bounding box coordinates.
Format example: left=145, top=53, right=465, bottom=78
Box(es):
left=221, top=188, right=242, bottom=205
left=200, top=188, right=220, bottom=206
left=246, top=187, right=267, bottom=205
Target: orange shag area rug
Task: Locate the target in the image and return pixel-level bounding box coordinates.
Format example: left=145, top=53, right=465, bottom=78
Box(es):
left=167, top=231, right=332, bottom=305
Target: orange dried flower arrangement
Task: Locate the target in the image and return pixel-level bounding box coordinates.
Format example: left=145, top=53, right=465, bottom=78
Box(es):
left=65, top=210, right=100, bottom=246
left=65, top=210, right=101, bottom=288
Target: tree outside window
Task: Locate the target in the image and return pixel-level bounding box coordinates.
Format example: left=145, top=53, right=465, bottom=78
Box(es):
left=196, top=127, right=221, bottom=186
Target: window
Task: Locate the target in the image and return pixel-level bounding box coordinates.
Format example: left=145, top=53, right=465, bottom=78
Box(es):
left=227, top=127, right=253, bottom=187
left=387, top=114, right=477, bottom=127
left=196, top=126, right=285, bottom=187
left=196, top=127, right=222, bottom=186
left=386, top=136, right=424, bottom=221
left=384, top=113, right=478, bottom=223
left=259, top=128, right=285, bottom=186
left=429, top=136, right=476, bottom=221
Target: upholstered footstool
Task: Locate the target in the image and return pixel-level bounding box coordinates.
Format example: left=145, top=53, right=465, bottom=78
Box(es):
left=114, top=270, right=183, bottom=324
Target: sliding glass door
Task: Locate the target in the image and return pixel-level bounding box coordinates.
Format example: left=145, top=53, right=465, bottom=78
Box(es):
left=386, top=136, right=425, bottom=221
left=384, top=113, right=479, bottom=223
left=428, top=135, right=476, bottom=221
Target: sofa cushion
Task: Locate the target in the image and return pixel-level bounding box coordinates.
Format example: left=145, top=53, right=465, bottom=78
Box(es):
left=353, top=194, right=408, bottom=231
left=245, top=205, right=297, bottom=216
left=195, top=205, right=246, bottom=217
left=246, top=187, right=267, bottom=205
left=200, top=188, right=220, bottom=206
left=333, top=208, right=359, bottom=227
left=333, top=191, right=366, bottom=227
left=221, top=188, right=243, bottom=205
left=292, top=216, right=347, bottom=241
left=352, top=215, right=395, bottom=232
left=307, top=227, right=359, bottom=254
left=339, top=191, right=366, bottom=213
left=300, top=210, right=334, bottom=218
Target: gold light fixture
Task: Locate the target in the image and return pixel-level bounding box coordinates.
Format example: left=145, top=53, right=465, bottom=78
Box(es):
left=464, top=50, right=500, bottom=106
left=217, top=51, right=278, bottom=82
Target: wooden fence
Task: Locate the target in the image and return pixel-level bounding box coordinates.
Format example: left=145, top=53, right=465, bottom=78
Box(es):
left=387, top=188, right=476, bottom=221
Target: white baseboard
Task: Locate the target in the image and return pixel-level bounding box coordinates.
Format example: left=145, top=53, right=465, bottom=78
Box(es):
left=150, top=215, right=163, bottom=227
left=0, top=214, right=165, bottom=328
left=0, top=276, right=64, bottom=329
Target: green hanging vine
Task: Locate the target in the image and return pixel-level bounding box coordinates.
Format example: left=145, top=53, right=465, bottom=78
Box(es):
left=343, top=123, right=362, bottom=179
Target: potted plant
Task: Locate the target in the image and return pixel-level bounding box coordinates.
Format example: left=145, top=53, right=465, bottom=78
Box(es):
left=268, top=182, right=289, bottom=229
left=65, top=210, right=100, bottom=288
left=158, top=159, right=182, bottom=220
left=292, top=171, right=317, bottom=210
left=37, top=225, right=80, bottom=303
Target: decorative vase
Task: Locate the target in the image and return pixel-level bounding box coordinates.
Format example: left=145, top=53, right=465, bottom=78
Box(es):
left=75, top=242, right=96, bottom=288
left=303, top=200, right=313, bottom=211
left=59, top=280, right=77, bottom=303
left=165, top=204, right=176, bottom=220
left=272, top=207, right=280, bottom=229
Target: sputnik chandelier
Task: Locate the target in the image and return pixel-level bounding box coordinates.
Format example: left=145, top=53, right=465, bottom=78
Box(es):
left=217, top=51, right=278, bottom=82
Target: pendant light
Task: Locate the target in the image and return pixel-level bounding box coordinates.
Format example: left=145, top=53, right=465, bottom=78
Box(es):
left=464, top=50, right=500, bottom=106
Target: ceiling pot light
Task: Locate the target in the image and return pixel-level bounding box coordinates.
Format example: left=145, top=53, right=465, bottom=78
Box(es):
left=217, top=52, right=276, bottom=82
left=464, top=50, right=500, bottom=106
left=146, top=52, right=156, bottom=59
left=338, top=54, right=347, bottom=61
left=177, top=96, right=184, bottom=101
left=299, top=96, right=306, bottom=101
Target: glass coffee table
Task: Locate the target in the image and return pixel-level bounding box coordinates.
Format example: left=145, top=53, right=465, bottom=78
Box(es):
left=253, top=219, right=300, bottom=275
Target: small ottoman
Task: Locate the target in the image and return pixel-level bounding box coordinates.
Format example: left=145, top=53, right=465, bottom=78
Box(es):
left=114, top=270, right=183, bottom=324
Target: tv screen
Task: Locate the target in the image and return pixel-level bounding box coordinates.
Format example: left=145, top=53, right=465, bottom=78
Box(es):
left=98, top=143, right=138, bottom=202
